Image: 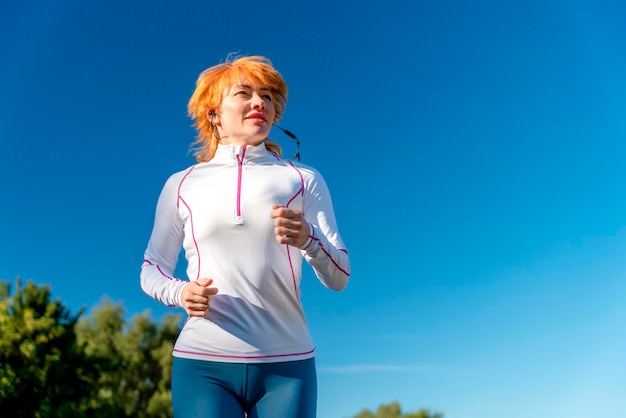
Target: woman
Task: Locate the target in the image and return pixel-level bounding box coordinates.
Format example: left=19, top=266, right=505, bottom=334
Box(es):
left=140, top=55, right=350, bottom=418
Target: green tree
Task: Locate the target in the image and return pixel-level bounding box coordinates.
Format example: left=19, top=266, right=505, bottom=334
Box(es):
left=0, top=278, right=98, bottom=417
left=353, top=401, right=444, bottom=418
left=75, top=298, right=182, bottom=417
left=0, top=277, right=182, bottom=417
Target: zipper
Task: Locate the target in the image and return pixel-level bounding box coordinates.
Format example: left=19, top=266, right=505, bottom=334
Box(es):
left=234, top=146, right=246, bottom=224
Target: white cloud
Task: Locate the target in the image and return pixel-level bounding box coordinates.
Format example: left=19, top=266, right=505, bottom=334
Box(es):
left=373, top=333, right=421, bottom=341
left=317, top=364, right=439, bottom=374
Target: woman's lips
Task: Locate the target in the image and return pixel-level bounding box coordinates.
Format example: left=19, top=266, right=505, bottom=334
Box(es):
left=246, top=113, right=266, bottom=122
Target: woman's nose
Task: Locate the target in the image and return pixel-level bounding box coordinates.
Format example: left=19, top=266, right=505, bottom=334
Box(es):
left=251, top=93, right=265, bottom=109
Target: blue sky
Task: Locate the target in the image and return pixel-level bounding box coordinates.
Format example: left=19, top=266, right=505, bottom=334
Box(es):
left=1, top=1, right=625, bottom=417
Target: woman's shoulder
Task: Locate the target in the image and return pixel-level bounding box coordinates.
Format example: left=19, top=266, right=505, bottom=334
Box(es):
left=169, top=164, right=196, bottom=179
left=161, top=164, right=201, bottom=188
left=288, top=160, right=324, bottom=178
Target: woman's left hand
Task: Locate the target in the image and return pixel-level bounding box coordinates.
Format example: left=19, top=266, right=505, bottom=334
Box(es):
left=270, top=204, right=310, bottom=248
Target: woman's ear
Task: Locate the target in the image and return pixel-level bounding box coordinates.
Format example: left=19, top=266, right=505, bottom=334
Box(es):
left=210, top=109, right=223, bottom=127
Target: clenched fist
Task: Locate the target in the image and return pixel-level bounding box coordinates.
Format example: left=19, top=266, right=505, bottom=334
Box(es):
left=181, top=278, right=219, bottom=317
left=270, top=204, right=310, bottom=248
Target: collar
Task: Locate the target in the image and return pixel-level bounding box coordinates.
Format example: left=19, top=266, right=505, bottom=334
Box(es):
left=213, top=142, right=275, bottom=164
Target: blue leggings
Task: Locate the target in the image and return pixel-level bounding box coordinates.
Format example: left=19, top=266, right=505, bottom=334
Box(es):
left=171, top=357, right=317, bottom=418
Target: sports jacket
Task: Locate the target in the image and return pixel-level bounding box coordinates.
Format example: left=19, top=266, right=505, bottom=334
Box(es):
left=140, top=142, right=350, bottom=362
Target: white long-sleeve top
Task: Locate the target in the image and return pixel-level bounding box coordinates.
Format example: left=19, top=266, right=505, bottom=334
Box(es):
left=140, top=142, right=350, bottom=363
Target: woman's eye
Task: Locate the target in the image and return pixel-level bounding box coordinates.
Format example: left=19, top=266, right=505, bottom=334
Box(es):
left=262, top=94, right=273, bottom=101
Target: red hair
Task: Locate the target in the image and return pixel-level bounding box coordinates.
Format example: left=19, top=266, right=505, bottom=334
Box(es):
left=187, top=55, right=288, bottom=162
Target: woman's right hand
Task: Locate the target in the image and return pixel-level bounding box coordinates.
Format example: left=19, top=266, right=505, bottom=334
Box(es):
left=181, top=278, right=219, bottom=317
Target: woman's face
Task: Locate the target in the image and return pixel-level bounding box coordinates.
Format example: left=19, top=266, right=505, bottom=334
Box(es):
left=215, top=81, right=275, bottom=147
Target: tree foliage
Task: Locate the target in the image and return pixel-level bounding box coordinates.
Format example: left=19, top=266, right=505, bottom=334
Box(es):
left=352, top=401, right=444, bottom=418
left=0, top=277, right=181, bottom=417
left=0, top=278, right=97, bottom=417
left=75, top=299, right=181, bottom=417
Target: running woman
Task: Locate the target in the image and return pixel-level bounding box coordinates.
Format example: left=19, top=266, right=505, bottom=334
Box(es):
left=140, top=55, right=350, bottom=418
